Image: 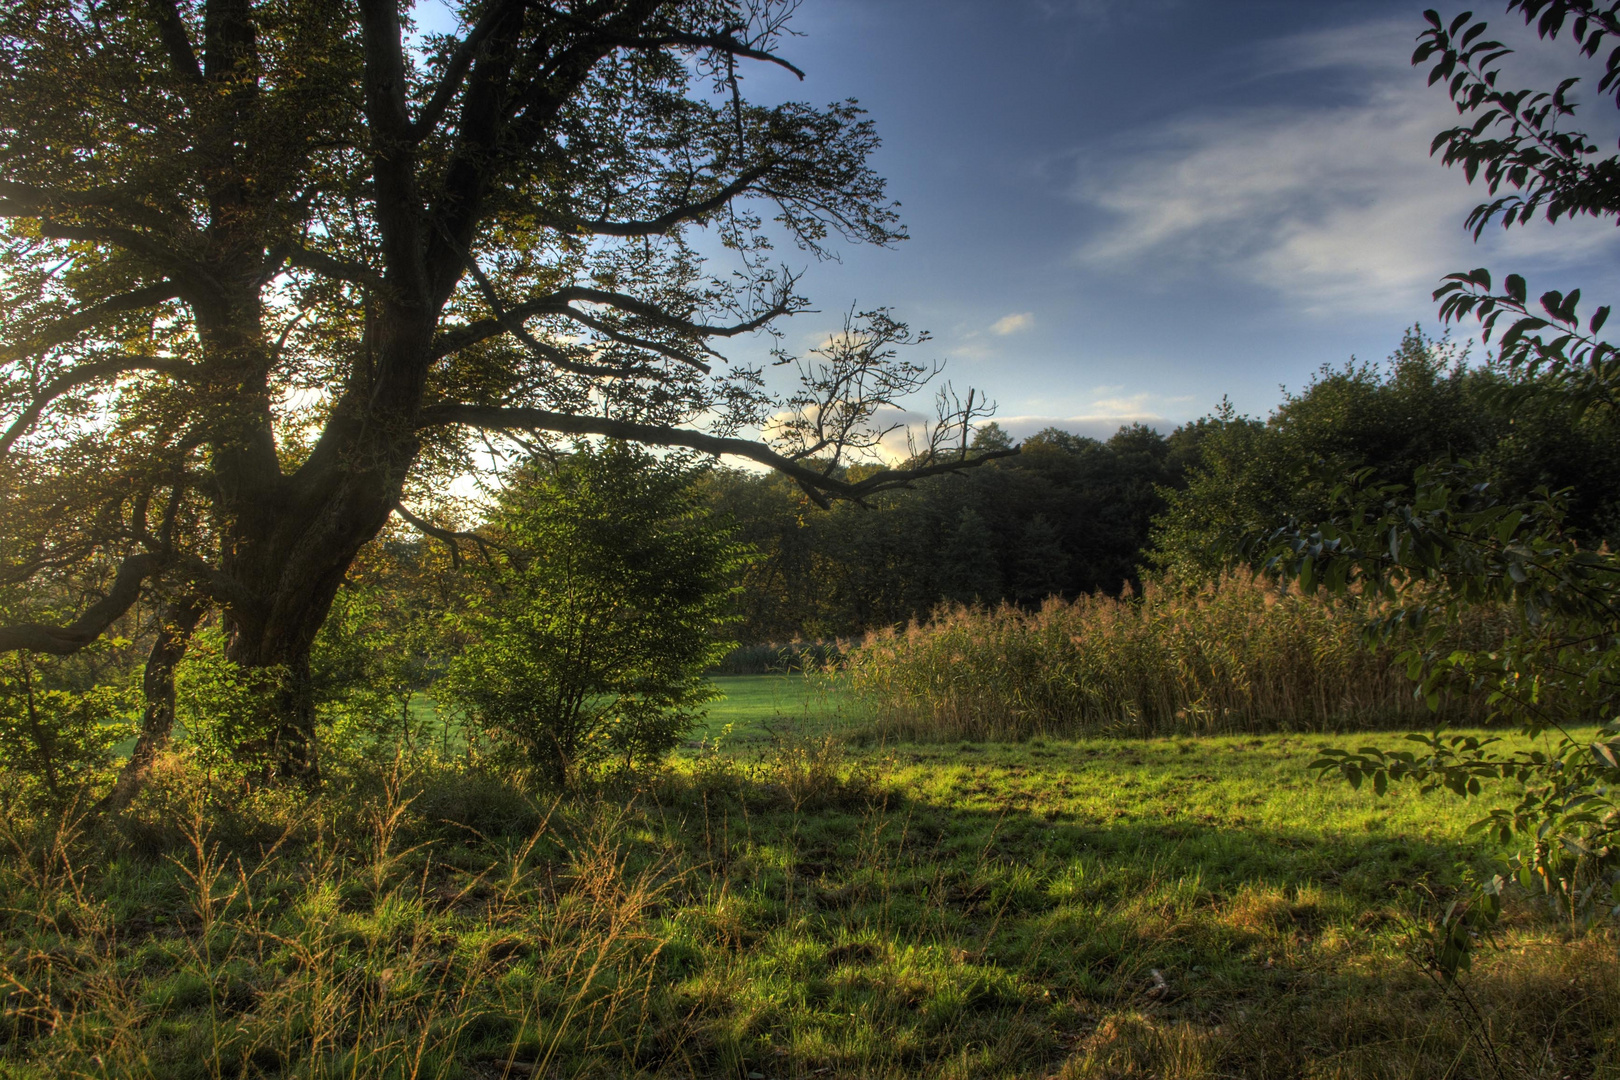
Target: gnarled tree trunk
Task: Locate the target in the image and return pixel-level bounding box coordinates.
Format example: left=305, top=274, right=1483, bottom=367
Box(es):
left=96, top=596, right=205, bottom=814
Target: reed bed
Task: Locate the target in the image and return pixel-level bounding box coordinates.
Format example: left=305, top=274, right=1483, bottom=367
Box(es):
left=845, top=573, right=1499, bottom=741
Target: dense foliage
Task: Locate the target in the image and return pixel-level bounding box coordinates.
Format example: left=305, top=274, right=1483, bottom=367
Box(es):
left=1153, top=327, right=1620, bottom=580
left=704, top=422, right=1201, bottom=641
left=1252, top=2, right=1620, bottom=976
left=440, top=443, right=743, bottom=782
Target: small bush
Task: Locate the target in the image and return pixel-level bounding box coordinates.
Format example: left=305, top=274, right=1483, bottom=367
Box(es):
left=439, top=443, right=745, bottom=784
left=0, top=651, right=135, bottom=807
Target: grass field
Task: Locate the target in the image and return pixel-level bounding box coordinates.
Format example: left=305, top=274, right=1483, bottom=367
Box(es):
left=689, top=674, right=860, bottom=745
left=2, top=678, right=1615, bottom=1078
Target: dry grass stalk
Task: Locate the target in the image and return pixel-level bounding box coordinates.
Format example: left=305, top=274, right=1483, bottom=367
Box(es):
left=846, top=571, right=1499, bottom=741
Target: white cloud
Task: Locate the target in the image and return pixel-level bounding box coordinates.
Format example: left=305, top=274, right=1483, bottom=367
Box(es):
left=1073, top=18, right=1620, bottom=315
left=990, top=311, right=1035, bottom=336
left=990, top=389, right=1194, bottom=443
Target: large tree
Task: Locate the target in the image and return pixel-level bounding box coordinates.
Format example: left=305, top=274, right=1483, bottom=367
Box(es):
left=0, top=0, right=1002, bottom=779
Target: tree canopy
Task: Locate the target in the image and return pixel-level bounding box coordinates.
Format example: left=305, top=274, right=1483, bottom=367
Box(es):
left=0, top=0, right=1003, bottom=778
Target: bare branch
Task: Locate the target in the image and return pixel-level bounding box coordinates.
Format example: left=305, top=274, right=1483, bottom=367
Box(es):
left=416, top=403, right=1015, bottom=506
left=613, top=30, right=806, bottom=79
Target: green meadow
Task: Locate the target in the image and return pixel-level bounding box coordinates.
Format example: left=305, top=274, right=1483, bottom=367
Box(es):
left=4, top=675, right=1614, bottom=1079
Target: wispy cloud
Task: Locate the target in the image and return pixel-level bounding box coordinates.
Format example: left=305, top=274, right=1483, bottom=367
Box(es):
left=1073, top=18, right=1620, bottom=315
left=990, top=311, right=1035, bottom=336
left=1033, top=0, right=1180, bottom=24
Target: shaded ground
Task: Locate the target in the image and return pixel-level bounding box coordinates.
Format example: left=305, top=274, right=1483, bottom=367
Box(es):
left=4, top=703, right=1615, bottom=1078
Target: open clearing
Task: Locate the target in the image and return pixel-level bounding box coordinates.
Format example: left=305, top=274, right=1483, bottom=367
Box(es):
left=5, top=677, right=1615, bottom=1078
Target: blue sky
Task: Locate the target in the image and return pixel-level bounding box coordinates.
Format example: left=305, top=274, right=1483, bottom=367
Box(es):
left=698, top=0, right=1620, bottom=442
left=417, top=0, right=1620, bottom=444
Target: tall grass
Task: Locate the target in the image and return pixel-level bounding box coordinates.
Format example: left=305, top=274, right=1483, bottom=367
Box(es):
left=0, top=759, right=679, bottom=1079
left=845, top=572, right=1499, bottom=741
left=0, top=738, right=1611, bottom=1078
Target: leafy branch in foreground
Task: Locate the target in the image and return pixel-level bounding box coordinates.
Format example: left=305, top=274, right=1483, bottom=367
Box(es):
left=1251, top=2, right=1620, bottom=977
left=1254, top=462, right=1620, bottom=974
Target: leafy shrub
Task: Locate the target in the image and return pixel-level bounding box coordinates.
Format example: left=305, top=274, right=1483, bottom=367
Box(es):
left=0, top=651, right=134, bottom=805
left=1263, top=460, right=1620, bottom=967
left=439, top=442, right=745, bottom=784
left=173, top=630, right=283, bottom=782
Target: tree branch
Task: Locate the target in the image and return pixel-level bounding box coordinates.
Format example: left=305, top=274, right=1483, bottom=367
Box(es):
left=393, top=502, right=495, bottom=567
left=0, top=181, right=182, bottom=235
left=536, top=166, right=770, bottom=237
left=144, top=0, right=204, bottom=84
left=408, top=0, right=513, bottom=141
left=284, top=243, right=384, bottom=286
left=551, top=284, right=788, bottom=337
left=0, top=281, right=180, bottom=366
left=5, top=214, right=219, bottom=300
left=0, top=354, right=195, bottom=458
left=557, top=305, right=712, bottom=372
left=431, top=283, right=787, bottom=360
left=438, top=231, right=645, bottom=376
left=611, top=30, right=806, bottom=80
left=0, top=553, right=159, bottom=655
left=416, top=403, right=1017, bottom=506
left=357, top=0, right=430, bottom=303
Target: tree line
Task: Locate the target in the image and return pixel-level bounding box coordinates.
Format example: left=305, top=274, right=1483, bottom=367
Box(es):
left=705, top=325, right=1620, bottom=645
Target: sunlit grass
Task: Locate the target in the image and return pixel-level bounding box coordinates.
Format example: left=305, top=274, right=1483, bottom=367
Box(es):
left=1, top=720, right=1613, bottom=1079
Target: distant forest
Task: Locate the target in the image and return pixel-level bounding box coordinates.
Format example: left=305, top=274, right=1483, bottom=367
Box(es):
left=709, top=329, right=1620, bottom=644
